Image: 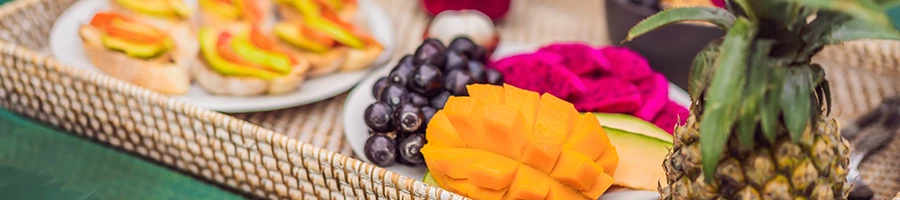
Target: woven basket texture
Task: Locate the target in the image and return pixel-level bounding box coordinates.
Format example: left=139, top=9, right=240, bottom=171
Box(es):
left=0, top=0, right=898, bottom=199
left=0, top=0, right=461, bottom=199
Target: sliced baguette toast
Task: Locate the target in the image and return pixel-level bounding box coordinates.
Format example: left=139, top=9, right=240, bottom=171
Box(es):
left=79, top=25, right=191, bottom=95
left=108, top=0, right=199, bottom=71
left=340, top=43, right=383, bottom=72
left=278, top=42, right=348, bottom=77
left=192, top=56, right=310, bottom=96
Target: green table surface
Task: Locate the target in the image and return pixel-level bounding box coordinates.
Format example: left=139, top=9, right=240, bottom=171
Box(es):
left=0, top=109, right=245, bottom=200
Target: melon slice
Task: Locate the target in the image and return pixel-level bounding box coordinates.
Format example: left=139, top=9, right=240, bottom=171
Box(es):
left=422, top=84, right=619, bottom=200
left=604, top=127, right=671, bottom=191
left=593, top=113, right=672, bottom=142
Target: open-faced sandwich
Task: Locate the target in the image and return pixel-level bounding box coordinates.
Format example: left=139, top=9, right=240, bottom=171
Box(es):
left=273, top=11, right=382, bottom=77
left=80, top=12, right=190, bottom=95
left=195, top=24, right=310, bottom=96
left=198, top=0, right=274, bottom=28
left=109, top=0, right=198, bottom=69
left=274, top=0, right=358, bottom=23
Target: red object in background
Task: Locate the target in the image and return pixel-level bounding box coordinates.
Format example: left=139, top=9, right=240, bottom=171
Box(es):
left=422, top=0, right=511, bottom=21
left=712, top=0, right=726, bottom=8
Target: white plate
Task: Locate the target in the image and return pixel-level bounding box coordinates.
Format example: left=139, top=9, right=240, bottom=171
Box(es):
left=342, top=42, right=688, bottom=192
left=49, top=0, right=395, bottom=113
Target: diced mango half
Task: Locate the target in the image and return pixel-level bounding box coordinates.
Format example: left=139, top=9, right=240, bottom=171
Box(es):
left=502, top=84, right=540, bottom=126
left=468, top=84, right=505, bottom=104
left=582, top=173, right=615, bottom=199
left=565, top=113, right=612, bottom=161
left=482, top=103, right=530, bottom=160
left=549, top=149, right=603, bottom=191
left=421, top=147, right=482, bottom=179
left=468, top=152, right=519, bottom=190
left=443, top=96, right=488, bottom=149
left=422, top=84, right=619, bottom=200
left=521, top=93, right=574, bottom=174
left=425, top=111, right=466, bottom=148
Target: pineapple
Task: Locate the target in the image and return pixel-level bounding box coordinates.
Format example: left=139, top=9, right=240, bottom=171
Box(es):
left=624, top=0, right=900, bottom=199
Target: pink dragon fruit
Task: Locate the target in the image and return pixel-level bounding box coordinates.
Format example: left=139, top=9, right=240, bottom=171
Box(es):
left=712, top=0, right=726, bottom=8
left=597, top=46, right=653, bottom=82
left=492, top=53, right=587, bottom=99
left=537, top=43, right=611, bottom=76
left=633, top=73, right=670, bottom=121
left=574, top=77, right=643, bottom=113
left=651, top=101, right=690, bottom=134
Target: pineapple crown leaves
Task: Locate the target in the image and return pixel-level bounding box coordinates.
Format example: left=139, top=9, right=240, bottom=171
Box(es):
left=624, top=0, right=900, bottom=181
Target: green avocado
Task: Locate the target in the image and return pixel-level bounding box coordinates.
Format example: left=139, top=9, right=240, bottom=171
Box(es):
left=115, top=0, right=176, bottom=17
left=305, top=17, right=365, bottom=49
left=274, top=23, right=329, bottom=53
left=101, top=35, right=171, bottom=59
left=229, top=33, right=292, bottom=74
left=198, top=28, right=282, bottom=80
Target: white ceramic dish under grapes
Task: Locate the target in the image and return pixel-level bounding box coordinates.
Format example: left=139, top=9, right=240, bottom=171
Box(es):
left=342, top=42, right=689, bottom=199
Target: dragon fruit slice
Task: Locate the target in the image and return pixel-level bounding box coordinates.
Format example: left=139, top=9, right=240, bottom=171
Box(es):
left=574, top=77, right=643, bottom=113
left=537, top=43, right=611, bottom=76
left=651, top=101, right=690, bottom=134
left=633, top=73, right=670, bottom=121
left=597, top=46, right=653, bottom=82
left=492, top=53, right=587, bottom=99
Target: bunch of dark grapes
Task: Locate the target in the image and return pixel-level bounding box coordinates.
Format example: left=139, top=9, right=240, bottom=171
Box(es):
left=362, top=37, right=504, bottom=167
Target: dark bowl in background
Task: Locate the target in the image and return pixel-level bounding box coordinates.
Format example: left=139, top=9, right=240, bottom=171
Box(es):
left=605, top=0, right=724, bottom=90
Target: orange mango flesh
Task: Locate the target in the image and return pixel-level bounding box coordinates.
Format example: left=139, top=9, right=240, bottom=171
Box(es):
left=583, top=173, right=615, bottom=199
left=520, top=93, right=574, bottom=174
left=468, top=152, right=519, bottom=190
left=596, top=147, right=619, bottom=176
left=549, top=149, right=604, bottom=191
left=502, top=83, right=540, bottom=126
left=482, top=103, right=529, bottom=160
left=443, top=97, right=488, bottom=149
left=507, top=164, right=550, bottom=200
left=565, top=114, right=611, bottom=161
left=468, top=187, right=507, bottom=200
left=422, top=84, right=619, bottom=200
left=424, top=111, right=466, bottom=148
left=467, top=84, right=505, bottom=104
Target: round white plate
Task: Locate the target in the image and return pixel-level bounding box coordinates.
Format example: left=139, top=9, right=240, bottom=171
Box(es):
left=49, top=0, right=395, bottom=113
left=342, top=42, right=689, bottom=187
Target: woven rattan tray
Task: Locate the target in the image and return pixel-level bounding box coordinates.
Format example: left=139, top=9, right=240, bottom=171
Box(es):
left=0, top=0, right=461, bottom=199
left=0, top=0, right=898, bottom=199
